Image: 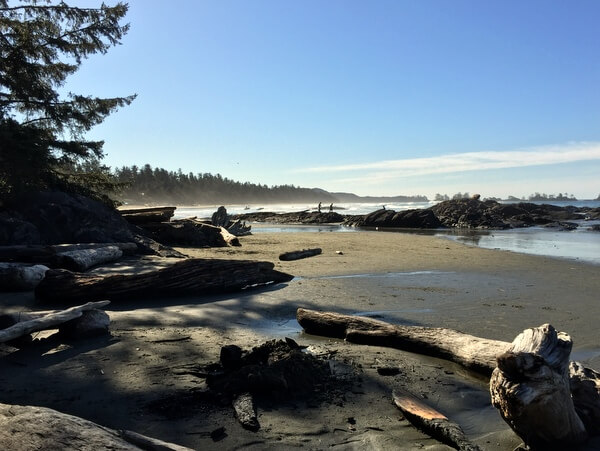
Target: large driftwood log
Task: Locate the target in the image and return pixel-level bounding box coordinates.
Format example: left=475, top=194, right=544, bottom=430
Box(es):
left=36, top=258, right=294, bottom=304
left=297, top=309, right=600, bottom=444
left=119, top=206, right=177, bottom=224
left=0, top=263, right=49, bottom=291
left=296, top=308, right=509, bottom=375
left=0, top=243, right=138, bottom=265
left=490, top=324, right=588, bottom=449
left=227, top=219, right=252, bottom=237
left=0, top=403, right=193, bottom=450
left=392, top=388, right=480, bottom=451
left=219, top=226, right=241, bottom=246
left=0, top=300, right=110, bottom=343
left=279, top=248, right=322, bottom=261
left=55, top=245, right=124, bottom=272
left=138, top=220, right=235, bottom=247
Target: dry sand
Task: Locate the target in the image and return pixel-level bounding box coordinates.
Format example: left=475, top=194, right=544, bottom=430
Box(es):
left=1, top=229, right=600, bottom=450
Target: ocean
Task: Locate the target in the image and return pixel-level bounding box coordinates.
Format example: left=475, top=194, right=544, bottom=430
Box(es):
left=173, top=200, right=600, bottom=265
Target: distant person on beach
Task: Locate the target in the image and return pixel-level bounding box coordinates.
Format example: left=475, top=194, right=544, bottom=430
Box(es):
left=329, top=203, right=333, bottom=212
left=318, top=202, right=322, bottom=213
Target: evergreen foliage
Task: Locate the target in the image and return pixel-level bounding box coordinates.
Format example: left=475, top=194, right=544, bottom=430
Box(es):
left=113, top=164, right=339, bottom=205
left=0, top=0, right=134, bottom=204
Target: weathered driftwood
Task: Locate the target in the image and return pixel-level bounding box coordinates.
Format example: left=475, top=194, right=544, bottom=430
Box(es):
left=55, top=245, right=124, bottom=272
left=0, top=403, right=193, bottom=450
left=36, top=259, right=294, bottom=304
left=117, top=429, right=193, bottom=451
left=138, top=220, right=234, bottom=247
left=279, top=248, right=322, bottom=261
left=0, top=301, right=110, bottom=343
left=0, top=242, right=138, bottom=265
left=219, top=226, right=240, bottom=246
left=227, top=219, right=252, bottom=236
left=233, top=392, right=260, bottom=431
left=119, top=206, right=177, bottom=224
left=490, top=324, right=588, bottom=449
left=392, top=388, right=480, bottom=451
left=296, top=308, right=509, bottom=375
left=0, top=263, right=49, bottom=291
left=297, top=309, right=600, bottom=445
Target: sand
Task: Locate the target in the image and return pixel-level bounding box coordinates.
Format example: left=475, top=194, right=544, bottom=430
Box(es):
left=2, top=229, right=600, bottom=450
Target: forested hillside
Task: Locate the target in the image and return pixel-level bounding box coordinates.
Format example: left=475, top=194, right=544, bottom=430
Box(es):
left=113, top=164, right=337, bottom=205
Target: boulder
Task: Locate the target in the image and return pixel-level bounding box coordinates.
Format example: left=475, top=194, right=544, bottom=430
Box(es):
left=1, top=191, right=134, bottom=245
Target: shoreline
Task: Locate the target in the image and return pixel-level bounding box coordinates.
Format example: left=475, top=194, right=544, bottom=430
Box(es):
left=2, top=231, right=600, bottom=450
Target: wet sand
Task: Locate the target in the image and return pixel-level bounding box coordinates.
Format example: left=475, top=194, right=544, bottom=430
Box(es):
left=2, top=230, right=600, bottom=450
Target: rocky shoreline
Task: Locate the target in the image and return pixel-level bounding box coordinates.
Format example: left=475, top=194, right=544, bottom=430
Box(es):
left=235, top=198, right=600, bottom=231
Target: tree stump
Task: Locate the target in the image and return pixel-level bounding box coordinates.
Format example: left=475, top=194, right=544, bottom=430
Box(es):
left=490, top=324, right=588, bottom=449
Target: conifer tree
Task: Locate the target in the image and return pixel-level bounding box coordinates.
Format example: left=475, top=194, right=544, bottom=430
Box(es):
left=0, top=0, right=135, bottom=204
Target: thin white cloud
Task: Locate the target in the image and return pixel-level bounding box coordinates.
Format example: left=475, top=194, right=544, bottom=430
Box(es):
left=295, top=142, right=600, bottom=178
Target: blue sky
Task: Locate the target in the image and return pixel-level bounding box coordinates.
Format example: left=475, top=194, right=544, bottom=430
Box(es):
left=68, top=0, right=599, bottom=198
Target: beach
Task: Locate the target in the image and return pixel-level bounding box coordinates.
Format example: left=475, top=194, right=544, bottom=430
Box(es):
left=2, top=230, right=600, bottom=450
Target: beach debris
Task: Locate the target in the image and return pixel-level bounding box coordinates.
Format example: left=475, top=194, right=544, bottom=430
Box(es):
left=226, top=218, right=252, bottom=237
left=279, top=248, right=322, bottom=261
left=490, top=324, right=592, bottom=449
left=0, top=402, right=193, bottom=450
left=35, top=258, right=294, bottom=304
left=297, top=309, right=600, bottom=447
left=0, top=243, right=138, bottom=265
left=0, top=300, right=110, bottom=345
left=0, top=262, right=49, bottom=291
left=296, top=307, right=509, bottom=376
left=232, top=392, right=260, bottom=431
left=335, top=250, right=344, bottom=255
left=151, top=339, right=352, bottom=427
left=54, top=245, right=124, bottom=272
left=138, top=219, right=239, bottom=247
left=392, top=388, right=481, bottom=451
left=119, top=206, right=177, bottom=224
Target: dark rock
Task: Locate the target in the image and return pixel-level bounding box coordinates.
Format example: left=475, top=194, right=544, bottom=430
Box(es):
left=211, top=206, right=230, bottom=227
left=430, top=199, right=511, bottom=229
left=234, top=211, right=344, bottom=224
left=590, top=224, right=600, bottom=232
left=1, top=191, right=134, bottom=245
left=543, top=222, right=578, bottom=231
left=59, top=309, right=110, bottom=339
left=345, top=208, right=441, bottom=228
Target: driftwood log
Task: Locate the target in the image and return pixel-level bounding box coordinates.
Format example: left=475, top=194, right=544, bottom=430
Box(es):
left=119, top=206, right=177, bottom=224
left=0, top=403, right=192, bottom=450
left=0, top=243, right=138, bottom=266
left=55, top=245, right=124, bottom=272
left=297, top=309, right=600, bottom=446
left=279, top=248, right=322, bottom=261
left=0, top=300, right=110, bottom=343
left=227, top=219, right=252, bottom=237
left=490, top=324, right=589, bottom=449
left=36, top=258, right=294, bottom=304
left=0, top=263, right=49, bottom=291
left=392, top=388, right=480, bottom=451
left=296, top=308, right=509, bottom=375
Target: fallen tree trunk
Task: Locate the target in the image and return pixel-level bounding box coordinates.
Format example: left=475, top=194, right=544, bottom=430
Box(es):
left=0, top=300, right=110, bottom=343
left=36, top=259, right=294, bottom=304
left=296, top=308, right=509, bottom=375
left=490, top=324, right=588, bottom=449
left=0, top=243, right=138, bottom=265
left=392, top=388, right=480, bottom=451
left=297, top=308, right=600, bottom=444
left=227, top=219, right=252, bottom=237
left=219, top=226, right=241, bottom=246
left=0, top=263, right=49, bottom=291
left=0, top=403, right=192, bottom=450
left=279, top=248, right=322, bottom=261
left=119, top=206, right=177, bottom=224
left=55, top=245, right=124, bottom=272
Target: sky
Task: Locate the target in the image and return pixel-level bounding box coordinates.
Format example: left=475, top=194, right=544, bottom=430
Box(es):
left=66, top=0, right=600, bottom=199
